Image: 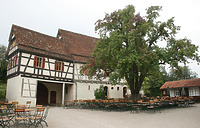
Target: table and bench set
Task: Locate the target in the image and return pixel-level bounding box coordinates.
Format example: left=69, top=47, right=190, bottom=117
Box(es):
left=64, top=96, right=196, bottom=113
left=0, top=101, right=49, bottom=128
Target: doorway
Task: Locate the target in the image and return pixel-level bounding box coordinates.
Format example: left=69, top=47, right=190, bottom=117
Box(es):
left=123, top=87, right=127, bottom=99
left=104, top=86, right=108, bottom=97
left=50, top=91, right=56, bottom=104
left=37, top=82, right=48, bottom=105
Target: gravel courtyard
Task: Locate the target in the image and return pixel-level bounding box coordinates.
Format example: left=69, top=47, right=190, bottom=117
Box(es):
left=45, top=104, right=200, bottom=128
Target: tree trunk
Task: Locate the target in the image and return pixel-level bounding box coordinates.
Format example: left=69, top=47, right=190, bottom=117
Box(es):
left=130, top=85, right=140, bottom=101
left=128, top=77, right=141, bottom=101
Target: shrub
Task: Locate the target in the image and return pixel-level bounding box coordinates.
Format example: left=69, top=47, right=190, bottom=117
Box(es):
left=0, top=83, right=6, bottom=100
left=94, top=85, right=106, bottom=100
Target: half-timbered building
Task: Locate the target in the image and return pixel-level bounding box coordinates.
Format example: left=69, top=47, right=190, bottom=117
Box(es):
left=6, top=25, right=129, bottom=106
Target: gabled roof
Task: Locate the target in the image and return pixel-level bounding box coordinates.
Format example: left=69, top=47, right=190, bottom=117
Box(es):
left=8, top=25, right=73, bottom=61
left=57, top=29, right=98, bottom=63
left=8, top=25, right=99, bottom=63
left=160, top=78, right=200, bottom=89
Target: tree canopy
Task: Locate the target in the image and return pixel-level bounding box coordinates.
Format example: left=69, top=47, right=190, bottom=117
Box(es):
left=82, top=5, right=199, bottom=100
left=168, top=65, right=198, bottom=81
left=142, top=66, right=168, bottom=97
left=0, top=45, right=7, bottom=83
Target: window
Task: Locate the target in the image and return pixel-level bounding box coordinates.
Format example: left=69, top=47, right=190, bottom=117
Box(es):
left=34, top=56, right=45, bottom=68
left=13, top=54, right=18, bottom=67
left=104, top=71, right=112, bottom=77
left=8, top=54, right=18, bottom=69
left=37, top=57, right=43, bottom=68
left=88, top=85, right=90, bottom=90
left=111, top=87, right=114, bottom=90
left=174, top=89, right=180, bottom=97
left=163, top=90, right=166, bottom=95
left=189, top=87, right=200, bottom=96
left=117, top=87, right=119, bottom=91
left=84, top=69, right=96, bottom=76
left=170, top=90, right=175, bottom=97
left=8, top=59, right=12, bottom=69
left=10, top=38, right=16, bottom=50
left=56, top=61, right=62, bottom=71
left=55, top=61, right=64, bottom=71
left=84, top=69, right=89, bottom=75
left=12, top=40, right=16, bottom=48
left=195, top=88, right=200, bottom=96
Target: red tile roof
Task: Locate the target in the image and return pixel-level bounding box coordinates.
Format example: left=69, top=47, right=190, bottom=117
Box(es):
left=57, top=29, right=98, bottom=63
left=9, top=25, right=73, bottom=61
left=160, top=78, right=200, bottom=89
left=8, top=25, right=98, bottom=63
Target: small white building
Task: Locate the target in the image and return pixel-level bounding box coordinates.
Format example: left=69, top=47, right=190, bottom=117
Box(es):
left=160, top=78, right=200, bottom=101
left=6, top=25, right=130, bottom=106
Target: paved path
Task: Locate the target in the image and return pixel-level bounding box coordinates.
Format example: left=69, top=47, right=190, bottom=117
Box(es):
left=45, top=104, right=200, bottom=128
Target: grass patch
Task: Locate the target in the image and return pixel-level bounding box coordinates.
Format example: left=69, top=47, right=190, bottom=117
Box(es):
left=0, top=83, right=6, bottom=100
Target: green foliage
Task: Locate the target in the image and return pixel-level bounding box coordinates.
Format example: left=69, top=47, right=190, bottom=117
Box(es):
left=143, top=65, right=198, bottom=97
left=0, top=83, right=7, bottom=100
left=142, top=66, right=168, bottom=97
left=168, top=65, right=198, bottom=81
left=94, top=85, right=106, bottom=100
left=0, top=45, right=7, bottom=83
left=83, top=5, right=199, bottom=99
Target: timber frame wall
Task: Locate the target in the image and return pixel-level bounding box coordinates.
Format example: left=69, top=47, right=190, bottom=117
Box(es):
left=7, top=47, right=74, bottom=83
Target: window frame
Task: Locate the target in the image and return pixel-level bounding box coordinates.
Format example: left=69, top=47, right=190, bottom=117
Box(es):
left=56, top=61, right=62, bottom=71
left=170, top=89, right=175, bottom=97
left=36, top=57, right=43, bottom=68
left=55, top=61, right=64, bottom=72
left=12, top=54, right=18, bottom=67
left=189, top=87, right=200, bottom=96
left=34, top=56, right=45, bottom=69
left=174, top=89, right=180, bottom=97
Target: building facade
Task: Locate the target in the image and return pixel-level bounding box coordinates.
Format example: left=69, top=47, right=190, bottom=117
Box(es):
left=6, top=25, right=129, bottom=106
left=160, top=78, right=200, bottom=101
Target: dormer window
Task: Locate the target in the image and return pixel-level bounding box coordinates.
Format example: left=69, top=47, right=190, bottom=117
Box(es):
left=12, top=40, right=16, bottom=47
left=10, top=39, right=16, bottom=50
left=58, top=36, right=62, bottom=40
left=11, top=34, right=15, bottom=40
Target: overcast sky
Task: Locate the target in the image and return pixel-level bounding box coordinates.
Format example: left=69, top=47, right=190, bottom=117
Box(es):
left=0, top=0, right=200, bottom=76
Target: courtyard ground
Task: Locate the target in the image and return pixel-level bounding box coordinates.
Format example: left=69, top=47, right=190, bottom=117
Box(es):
left=45, top=103, right=200, bottom=128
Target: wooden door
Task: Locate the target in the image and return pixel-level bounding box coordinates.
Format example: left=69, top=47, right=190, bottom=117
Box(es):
left=50, top=91, right=56, bottom=104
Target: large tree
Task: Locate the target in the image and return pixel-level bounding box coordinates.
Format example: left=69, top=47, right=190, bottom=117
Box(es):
left=0, top=45, right=7, bottom=83
left=142, top=66, right=168, bottom=97
left=82, top=5, right=199, bottom=100
left=168, top=65, right=198, bottom=81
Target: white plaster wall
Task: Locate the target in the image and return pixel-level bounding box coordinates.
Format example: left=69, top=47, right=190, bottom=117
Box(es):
left=76, top=82, right=99, bottom=100
left=6, top=75, right=22, bottom=102
left=8, top=46, right=18, bottom=55
left=6, top=76, right=37, bottom=107
left=74, top=63, right=126, bottom=83
left=7, top=66, right=18, bottom=76
left=109, top=85, right=124, bottom=98
left=43, top=83, right=62, bottom=104
left=21, top=78, right=37, bottom=98
left=76, top=82, right=129, bottom=100
left=65, top=84, right=75, bottom=101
